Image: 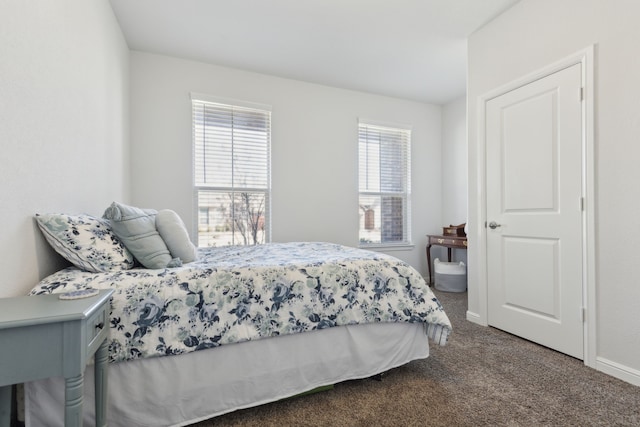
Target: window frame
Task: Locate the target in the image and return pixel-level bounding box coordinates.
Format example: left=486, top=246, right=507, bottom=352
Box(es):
left=358, top=119, right=413, bottom=249
left=191, top=93, right=272, bottom=247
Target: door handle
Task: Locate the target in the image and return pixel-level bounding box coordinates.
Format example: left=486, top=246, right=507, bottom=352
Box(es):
left=488, top=221, right=501, bottom=229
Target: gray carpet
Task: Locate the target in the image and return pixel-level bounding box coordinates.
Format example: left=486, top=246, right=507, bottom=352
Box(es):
left=189, top=290, right=640, bottom=426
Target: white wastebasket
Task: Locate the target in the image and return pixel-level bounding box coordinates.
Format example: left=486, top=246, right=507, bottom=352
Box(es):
left=434, top=258, right=467, bottom=292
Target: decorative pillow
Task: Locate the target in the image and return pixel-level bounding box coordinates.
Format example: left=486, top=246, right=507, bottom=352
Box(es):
left=35, top=213, right=134, bottom=273
left=156, top=210, right=198, bottom=263
left=103, top=201, right=181, bottom=269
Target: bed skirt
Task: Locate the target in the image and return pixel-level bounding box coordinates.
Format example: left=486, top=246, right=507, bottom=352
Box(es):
left=25, top=322, right=429, bottom=427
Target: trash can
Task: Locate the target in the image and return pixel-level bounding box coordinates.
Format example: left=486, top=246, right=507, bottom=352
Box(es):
left=434, top=258, right=467, bottom=292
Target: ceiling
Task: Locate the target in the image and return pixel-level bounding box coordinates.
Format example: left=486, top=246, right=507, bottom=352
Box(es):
left=108, top=0, right=519, bottom=105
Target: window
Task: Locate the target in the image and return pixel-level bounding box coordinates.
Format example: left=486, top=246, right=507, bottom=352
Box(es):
left=192, top=95, right=271, bottom=247
left=358, top=120, right=411, bottom=247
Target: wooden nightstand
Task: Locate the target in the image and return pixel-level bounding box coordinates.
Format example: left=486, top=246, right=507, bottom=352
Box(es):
left=426, top=234, right=468, bottom=285
left=0, top=289, right=113, bottom=427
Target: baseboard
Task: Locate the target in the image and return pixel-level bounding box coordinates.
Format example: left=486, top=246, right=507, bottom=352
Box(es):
left=466, top=310, right=485, bottom=325
left=596, top=357, right=640, bottom=387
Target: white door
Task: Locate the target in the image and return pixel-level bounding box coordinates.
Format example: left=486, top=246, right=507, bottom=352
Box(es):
left=486, top=63, right=584, bottom=359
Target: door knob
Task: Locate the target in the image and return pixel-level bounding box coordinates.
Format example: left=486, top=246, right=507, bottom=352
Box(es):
left=488, top=221, right=501, bottom=229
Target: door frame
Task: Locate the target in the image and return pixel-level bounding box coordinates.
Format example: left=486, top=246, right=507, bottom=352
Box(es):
left=473, top=46, right=596, bottom=367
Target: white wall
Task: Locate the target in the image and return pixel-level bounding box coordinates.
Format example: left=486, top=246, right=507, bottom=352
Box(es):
left=467, top=0, right=640, bottom=384
left=442, top=96, right=468, bottom=225
left=440, top=96, right=468, bottom=265
left=129, top=52, right=442, bottom=274
left=0, top=0, right=130, bottom=297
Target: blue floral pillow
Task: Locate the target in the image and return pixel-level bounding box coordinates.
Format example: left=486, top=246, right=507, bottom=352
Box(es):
left=36, top=213, right=134, bottom=273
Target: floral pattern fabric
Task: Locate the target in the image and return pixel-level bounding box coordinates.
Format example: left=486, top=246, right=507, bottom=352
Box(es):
left=29, top=242, right=452, bottom=363
left=35, top=213, right=134, bottom=273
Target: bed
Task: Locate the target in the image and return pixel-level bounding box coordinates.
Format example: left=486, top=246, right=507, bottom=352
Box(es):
left=25, top=212, right=451, bottom=427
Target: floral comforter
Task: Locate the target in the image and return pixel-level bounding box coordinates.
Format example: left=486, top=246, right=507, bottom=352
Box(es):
left=30, top=242, right=452, bottom=363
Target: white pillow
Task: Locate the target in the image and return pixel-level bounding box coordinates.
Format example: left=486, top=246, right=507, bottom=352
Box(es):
left=156, top=210, right=198, bottom=263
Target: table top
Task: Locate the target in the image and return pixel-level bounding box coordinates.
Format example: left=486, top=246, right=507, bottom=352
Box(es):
left=0, top=290, right=113, bottom=330
left=428, top=234, right=467, bottom=240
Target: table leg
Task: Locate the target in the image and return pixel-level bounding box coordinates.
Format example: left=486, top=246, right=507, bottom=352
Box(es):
left=447, top=247, right=452, bottom=262
left=95, top=339, right=109, bottom=427
left=65, top=373, right=83, bottom=427
left=426, top=244, right=433, bottom=285
left=0, top=385, right=11, bottom=426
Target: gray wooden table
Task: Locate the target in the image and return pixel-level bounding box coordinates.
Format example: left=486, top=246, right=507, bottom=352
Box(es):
left=0, top=289, right=113, bottom=427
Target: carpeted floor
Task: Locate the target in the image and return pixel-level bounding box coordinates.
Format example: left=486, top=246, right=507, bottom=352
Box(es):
left=189, top=290, right=640, bottom=426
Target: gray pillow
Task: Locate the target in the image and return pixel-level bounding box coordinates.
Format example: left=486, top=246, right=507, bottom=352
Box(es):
left=103, top=202, right=181, bottom=269
left=156, top=210, right=198, bottom=263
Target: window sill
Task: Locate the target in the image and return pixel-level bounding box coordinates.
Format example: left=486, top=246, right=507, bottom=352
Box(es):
left=359, top=243, right=415, bottom=252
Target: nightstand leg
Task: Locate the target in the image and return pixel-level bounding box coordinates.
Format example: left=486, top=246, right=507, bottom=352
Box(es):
left=426, top=244, right=433, bottom=285
left=65, top=373, right=83, bottom=427
left=95, top=339, right=109, bottom=427
left=0, top=385, right=11, bottom=426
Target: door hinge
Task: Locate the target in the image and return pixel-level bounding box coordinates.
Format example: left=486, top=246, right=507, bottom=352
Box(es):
left=580, top=197, right=585, bottom=211
left=581, top=307, right=586, bottom=322
left=580, top=87, right=584, bottom=101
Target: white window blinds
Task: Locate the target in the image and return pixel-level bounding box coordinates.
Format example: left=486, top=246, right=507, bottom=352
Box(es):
left=358, top=121, right=411, bottom=246
left=192, top=96, right=271, bottom=247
